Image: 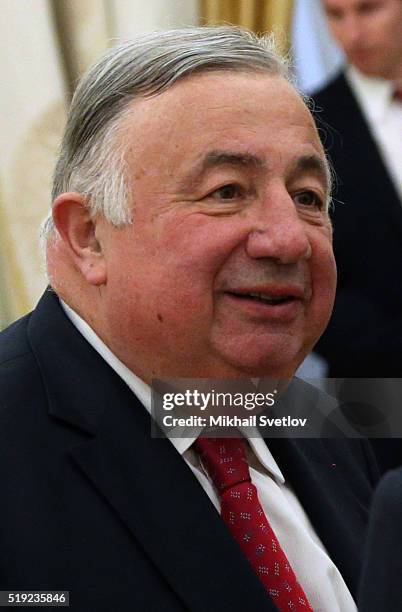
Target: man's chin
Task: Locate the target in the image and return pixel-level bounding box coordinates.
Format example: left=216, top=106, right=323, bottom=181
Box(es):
left=218, top=349, right=306, bottom=380
left=209, top=329, right=315, bottom=378
left=351, top=56, right=384, bottom=79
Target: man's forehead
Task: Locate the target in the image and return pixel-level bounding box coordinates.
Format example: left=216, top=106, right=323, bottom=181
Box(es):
left=125, top=70, right=313, bottom=134
left=129, top=70, right=287, bottom=113
left=122, top=70, right=324, bottom=176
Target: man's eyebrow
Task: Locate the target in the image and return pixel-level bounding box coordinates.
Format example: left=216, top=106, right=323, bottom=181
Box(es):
left=201, top=150, right=267, bottom=171
left=179, top=150, right=266, bottom=191
left=179, top=150, right=331, bottom=194
left=293, top=154, right=331, bottom=191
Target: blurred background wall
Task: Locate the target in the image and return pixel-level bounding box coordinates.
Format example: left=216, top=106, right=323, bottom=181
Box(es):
left=0, top=0, right=342, bottom=327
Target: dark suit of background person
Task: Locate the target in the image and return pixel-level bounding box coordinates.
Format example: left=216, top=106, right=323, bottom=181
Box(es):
left=311, top=71, right=402, bottom=379
left=311, top=73, right=402, bottom=475
left=309, top=0, right=402, bottom=476
left=358, top=466, right=402, bottom=611
left=0, top=290, right=379, bottom=612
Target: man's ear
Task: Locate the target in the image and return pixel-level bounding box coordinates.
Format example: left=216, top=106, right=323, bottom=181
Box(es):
left=52, top=192, right=107, bottom=286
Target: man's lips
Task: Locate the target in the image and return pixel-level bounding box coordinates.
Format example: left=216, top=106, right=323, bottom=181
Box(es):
left=224, top=285, right=306, bottom=304
left=220, top=285, right=307, bottom=320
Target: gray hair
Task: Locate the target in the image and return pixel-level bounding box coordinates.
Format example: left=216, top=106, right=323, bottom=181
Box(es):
left=44, top=26, right=291, bottom=238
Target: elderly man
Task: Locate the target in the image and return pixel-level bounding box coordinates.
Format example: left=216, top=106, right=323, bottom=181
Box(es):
left=0, top=27, right=377, bottom=612
left=312, top=0, right=402, bottom=379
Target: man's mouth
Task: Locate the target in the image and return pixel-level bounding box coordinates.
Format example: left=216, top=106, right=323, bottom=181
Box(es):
left=227, top=291, right=296, bottom=305
left=222, top=285, right=307, bottom=320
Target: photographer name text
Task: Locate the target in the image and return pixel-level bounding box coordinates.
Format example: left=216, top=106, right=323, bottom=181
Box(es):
left=162, top=414, right=307, bottom=428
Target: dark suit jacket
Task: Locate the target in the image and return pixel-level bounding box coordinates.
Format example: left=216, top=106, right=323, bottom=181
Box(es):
left=358, top=466, right=402, bottom=611
left=311, top=71, right=402, bottom=378
left=0, top=290, right=379, bottom=611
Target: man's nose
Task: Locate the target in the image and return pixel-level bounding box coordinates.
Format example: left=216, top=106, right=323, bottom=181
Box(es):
left=245, top=189, right=312, bottom=264
left=341, top=15, right=363, bottom=50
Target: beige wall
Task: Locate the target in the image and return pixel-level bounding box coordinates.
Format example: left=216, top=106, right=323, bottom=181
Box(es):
left=0, top=0, right=199, bottom=326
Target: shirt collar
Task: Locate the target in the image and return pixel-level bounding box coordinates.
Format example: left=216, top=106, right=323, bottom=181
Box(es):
left=61, top=299, right=285, bottom=484
left=175, top=426, right=285, bottom=485
left=346, top=65, right=393, bottom=123
left=61, top=299, right=152, bottom=408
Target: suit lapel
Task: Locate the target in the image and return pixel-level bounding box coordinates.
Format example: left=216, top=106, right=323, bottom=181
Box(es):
left=28, top=291, right=276, bottom=612
left=266, top=435, right=368, bottom=597
left=260, top=380, right=370, bottom=597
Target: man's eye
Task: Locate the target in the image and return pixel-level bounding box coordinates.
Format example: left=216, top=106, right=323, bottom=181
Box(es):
left=325, top=7, right=342, bottom=20
left=210, top=184, right=242, bottom=200
left=293, top=191, right=324, bottom=209
left=359, top=2, right=382, bottom=16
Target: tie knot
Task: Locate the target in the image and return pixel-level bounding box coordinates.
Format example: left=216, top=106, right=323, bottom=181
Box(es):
left=194, top=437, right=250, bottom=493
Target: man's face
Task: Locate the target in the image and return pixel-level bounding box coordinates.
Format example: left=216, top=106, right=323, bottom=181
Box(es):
left=323, top=0, right=402, bottom=79
left=98, top=72, right=336, bottom=381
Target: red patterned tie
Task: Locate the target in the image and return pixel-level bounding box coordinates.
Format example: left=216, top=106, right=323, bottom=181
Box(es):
left=194, top=437, right=313, bottom=611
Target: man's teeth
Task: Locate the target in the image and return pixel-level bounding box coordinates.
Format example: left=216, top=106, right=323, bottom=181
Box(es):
left=247, top=293, right=291, bottom=304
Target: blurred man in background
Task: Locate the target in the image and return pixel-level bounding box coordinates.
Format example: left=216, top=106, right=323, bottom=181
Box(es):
left=312, top=0, right=402, bottom=378
left=311, top=0, right=402, bottom=475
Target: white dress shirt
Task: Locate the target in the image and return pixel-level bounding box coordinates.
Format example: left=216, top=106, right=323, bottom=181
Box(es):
left=62, top=300, right=356, bottom=611
left=346, top=65, right=402, bottom=201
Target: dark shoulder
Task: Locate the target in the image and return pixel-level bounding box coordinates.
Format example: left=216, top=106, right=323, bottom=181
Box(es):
left=371, top=466, right=402, bottom=518
left=0, top=312, right=45, bottom=419
left=358, top=467, right=402, bottom=610
left=0, top=313, right=32, bottom=366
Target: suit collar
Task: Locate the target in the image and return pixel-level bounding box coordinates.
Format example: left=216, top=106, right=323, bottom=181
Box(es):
left=61, top=298, right=152, bottom=411
left=27, top=289, right=116, bottom=435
